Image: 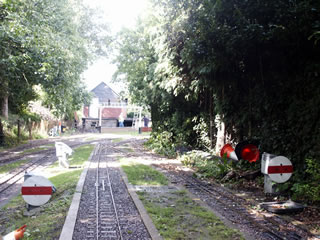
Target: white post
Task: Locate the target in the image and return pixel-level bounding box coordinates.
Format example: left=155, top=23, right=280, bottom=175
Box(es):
left=99, top=107, right=102, bottom=127
left=138, top=107, right=142, bottom=128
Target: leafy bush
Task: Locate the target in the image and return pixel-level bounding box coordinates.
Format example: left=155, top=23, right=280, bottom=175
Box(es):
left=180, top=150, right=233, bottom=179
left=0, top=114, right=44, bottom=148
left=145, top=131, right=177, bottom=157
left=192, top=116, right=211, bottom=150
left=291, top=158, right=320, bottom=204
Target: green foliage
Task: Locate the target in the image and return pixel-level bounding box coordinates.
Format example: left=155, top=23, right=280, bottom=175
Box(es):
left=113, top=0, right=320, bottom=202
left=20, top=109, right=41, bottom=123
left=0, top=0, right=110, bottom=118
left=192, top=116, right=211, bottom=150
left=145, top=131, right=177, bottom=157
left=126, top=111, right=134, bottom=118
left=0, top=118, right=25, bottom=147
left=0, top=113, right=47, bottom=147
left=180, top=150, right=232, bottom=179
left=291, top=158, right=320, bottom=203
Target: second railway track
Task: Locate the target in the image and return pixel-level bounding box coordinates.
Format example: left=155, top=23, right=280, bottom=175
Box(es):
left=0, top=139, right=104, bottom=207
left=115, top=140, right=316, bottom=240
left=156, top=163, right=314, bottom=240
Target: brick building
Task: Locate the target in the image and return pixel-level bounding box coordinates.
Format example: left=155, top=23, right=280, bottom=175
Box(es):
left=82, top=82, right=127, bottom=129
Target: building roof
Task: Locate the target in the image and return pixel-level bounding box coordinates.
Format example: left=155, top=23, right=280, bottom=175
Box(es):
left=90, top=82, right=119, bottom=103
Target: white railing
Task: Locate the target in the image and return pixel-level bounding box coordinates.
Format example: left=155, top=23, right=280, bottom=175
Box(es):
left=98, top=102, right=143, bottom=128
left=100, top=101, right=127, bottom=107
left=99, top=102, right=142, bottom=110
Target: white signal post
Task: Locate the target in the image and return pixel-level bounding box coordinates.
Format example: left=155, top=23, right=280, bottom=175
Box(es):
left=21, top=176, right=54, bottom=206
left=261, top=153, right=293, bottom=194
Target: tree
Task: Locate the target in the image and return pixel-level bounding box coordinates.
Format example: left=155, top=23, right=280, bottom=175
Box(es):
left=114, top=0, right=320, bottom=169
left=0, top=0, right=111, bottom=119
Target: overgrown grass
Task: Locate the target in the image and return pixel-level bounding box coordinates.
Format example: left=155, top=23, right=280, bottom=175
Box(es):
left=0, top=144, right=95, bottom=239
left=121, top=160, right=168, bottom=186
left=138, top=190, right=244, bottom=240
left=121, top=160, right=243, bottom=239
left=0, top=159, right=30, bottom=174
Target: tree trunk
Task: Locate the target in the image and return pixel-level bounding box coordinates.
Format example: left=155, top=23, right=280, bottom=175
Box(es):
left=28, top=120, right=33, bottom=140
left=1, top=95, right=8, bottom=120
left=17, top=120, right=21, bottom=142
left=215, top=114, right=226, bottom=154
left=209, top=89, right=214, bottom=149
left=0, top=119, right=4, bottom=145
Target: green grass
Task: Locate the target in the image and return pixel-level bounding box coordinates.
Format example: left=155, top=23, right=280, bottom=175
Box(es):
left=50, top=144, right=95, bottom=168
left=0, top=144, right=95, bottom=239
left=1, top=170, right=83, bottom=239
left=0, top=159, right=30, bottom=174
left=138, top=190, right=244, bottom=240
left=121, top=161, right=168, bottom=186
left=19, top=146, right=51, bottom=155
left=112, top=138, right=124, bottom=143
left=115, top=131, right=151, bottom=136
left=68, top=144, right=95, bottom=166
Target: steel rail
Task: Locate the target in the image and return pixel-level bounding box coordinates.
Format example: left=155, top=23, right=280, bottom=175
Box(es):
left=169, top=169, right=308, bottom=240
left=0, top=154, right=52, bottom=195
left=184, top=177, right=288, bottom=239
left=95, top=142, right=124, bottom=240
left=96, top=144, right=101, bottom=240
left=0, top=141, right=102, bottom=196
left=112, top=143, right=309, bottom=240
left=105, top=152, right=123, bottom=240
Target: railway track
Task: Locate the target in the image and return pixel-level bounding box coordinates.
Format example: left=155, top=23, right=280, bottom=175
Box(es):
left=0, top=138, right=97, bottom=165
left=73, top=141, right=151, bottom=240
left=0, top=153, right=54, bottom=195
left=157, top=164, right=313, bottom=240
left=96, top=143, right=123, bottom=239
left=0, top=140, right=102, bottom=205
left=113, top=140, right=315, bottom=240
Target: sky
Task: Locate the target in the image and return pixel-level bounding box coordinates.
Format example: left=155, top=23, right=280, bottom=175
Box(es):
left=82, top=0, right=148, bottom=93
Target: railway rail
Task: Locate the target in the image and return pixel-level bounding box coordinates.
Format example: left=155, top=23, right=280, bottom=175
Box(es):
left=114, top=139, right=316, bottom=240
left=72, top=141, right=151, bottom=240
left=0, top=153, right=53, bottom=195
left=2, top=137, right=316, bottom=239
left=157, top=163, right=314, bottom=240
left=0, top=138, right=97, bottom=164
left=0, top=140, right=102, bottom=206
